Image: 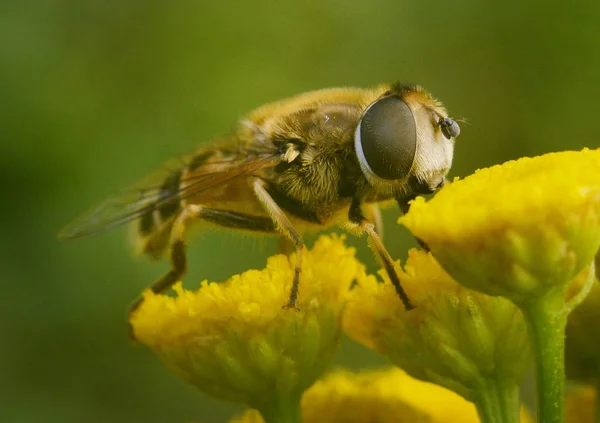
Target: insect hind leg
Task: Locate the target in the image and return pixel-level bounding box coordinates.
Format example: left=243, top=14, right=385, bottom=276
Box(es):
left=128, top=204, right=281, bottom=339
left=128, top=205, right=202, bottom=339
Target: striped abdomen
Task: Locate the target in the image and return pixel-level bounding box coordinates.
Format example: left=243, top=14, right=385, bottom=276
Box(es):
left=136, top=169, right=183, bottom=259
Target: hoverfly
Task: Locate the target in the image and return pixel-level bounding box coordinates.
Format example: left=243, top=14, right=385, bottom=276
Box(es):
left=60, top=82, right=460, bottom=322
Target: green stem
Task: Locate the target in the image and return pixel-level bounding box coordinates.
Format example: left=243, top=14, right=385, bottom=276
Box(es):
left=472, top=379, right=520, bottom=423
left=258, top=395, right=302, bottom=423
left=519, top=289, right=567, bottom=423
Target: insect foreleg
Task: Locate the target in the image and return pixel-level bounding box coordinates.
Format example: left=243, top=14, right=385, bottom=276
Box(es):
left=253, top=179, right=305, bottom=309
left=349, top=199, right=414, bottom=310
left=365, top=203, right=384, bottom=239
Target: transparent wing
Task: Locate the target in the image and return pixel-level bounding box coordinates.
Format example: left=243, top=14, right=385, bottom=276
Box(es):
left=58, top=154, right=280, bottom=240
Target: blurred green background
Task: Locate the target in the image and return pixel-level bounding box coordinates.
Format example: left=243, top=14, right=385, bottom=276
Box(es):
left=2, top=1, right=599, bottom=422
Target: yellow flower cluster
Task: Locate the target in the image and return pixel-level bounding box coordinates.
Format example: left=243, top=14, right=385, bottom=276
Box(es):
left=344, top=249, right=530, bottom=406
left=130, top=235, right=363, bottom=419
left=128, top=148, right=600, bottom=423
left=399, top=148, right=600, bottom=423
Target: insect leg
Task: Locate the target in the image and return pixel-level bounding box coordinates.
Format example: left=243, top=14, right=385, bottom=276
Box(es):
left=195, top=208, right=276, bottom=232
left=133, top=206, right=278, bottom=311
left=365, top=203, right=384, bottom=238
left=128, top=206, right=282, bottom=338
left=349, top=199, right=414, bottom=310
left=129, top=205, right=203, bottom=319
left=252, top=179, right=305, bottom=309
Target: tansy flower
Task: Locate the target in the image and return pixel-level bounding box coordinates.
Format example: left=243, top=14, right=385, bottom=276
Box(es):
left=344, top=249, right=530, bottom=423
left=130, top=235, right=363, bottom=423
left=229, top=368, right=534, bottom=423
left=400, top=148, right=600, bottom=423
left=401, top=148, right=600, bottom=303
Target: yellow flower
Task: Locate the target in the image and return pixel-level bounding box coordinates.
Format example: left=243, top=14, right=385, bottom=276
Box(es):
left=230, top=368, right=531, bottom=423
left=400, top=148, right=600, bottom=303
left=566, top=267, right=600, bottom=385
left=344, top=249, right=530, bottom=420
left=130, top=235, right=363, bottom=422
left=399, top=148, right=600, bottom=423
left=565, top=386, right=596, bottom=423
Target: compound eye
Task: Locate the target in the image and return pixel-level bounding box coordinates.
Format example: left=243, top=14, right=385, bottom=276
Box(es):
left=439, top=117, right=460, bottom=139
left=355, top=96, right=417, bottom=180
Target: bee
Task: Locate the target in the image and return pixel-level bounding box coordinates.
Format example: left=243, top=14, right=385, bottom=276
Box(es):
left=60, top=82, right=459, bottom=323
